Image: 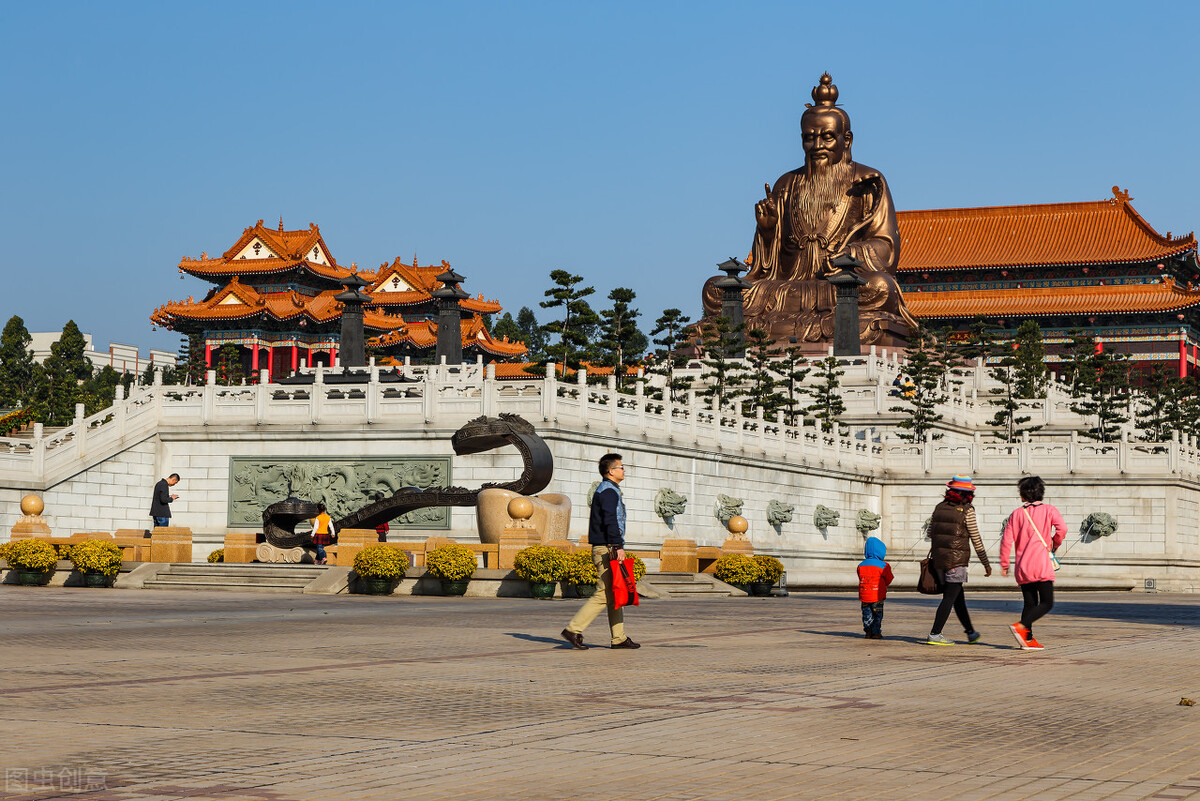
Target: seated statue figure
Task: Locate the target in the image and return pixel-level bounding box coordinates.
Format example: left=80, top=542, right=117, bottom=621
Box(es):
left=703, top=73, right=916, bottom=346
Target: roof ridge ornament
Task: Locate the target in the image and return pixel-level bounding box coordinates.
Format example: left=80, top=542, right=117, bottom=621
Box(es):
left=806, top=72, right=838, bottom=109
left=1111, top=186, right=1132, bottom=203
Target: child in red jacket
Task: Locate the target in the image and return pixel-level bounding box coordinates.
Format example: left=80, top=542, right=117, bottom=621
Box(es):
left=858, top=536, right=894, bottom=639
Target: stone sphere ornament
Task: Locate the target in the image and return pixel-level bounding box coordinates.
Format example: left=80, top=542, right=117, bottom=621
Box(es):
left=507, top=496, right=534, bottom=522
left=20, top=494, right=44, bottom=516
left=727, top=515, right=749, bottom=535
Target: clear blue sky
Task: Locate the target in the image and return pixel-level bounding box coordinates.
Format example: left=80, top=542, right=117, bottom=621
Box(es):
left=2, top=1, right=1198, bottom=354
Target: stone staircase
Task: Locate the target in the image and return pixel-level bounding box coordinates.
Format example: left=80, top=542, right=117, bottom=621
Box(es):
left=645, top=572, right=745, bottom=598
left=142, top=563, right=331, bottom=593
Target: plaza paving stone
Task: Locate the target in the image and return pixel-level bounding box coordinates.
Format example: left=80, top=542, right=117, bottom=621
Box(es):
left=2, top=588, right=1200, bottom=800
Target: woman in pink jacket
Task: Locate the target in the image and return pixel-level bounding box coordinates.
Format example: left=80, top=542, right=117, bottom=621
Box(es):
left=1000, top=476, right=1066, bottom=650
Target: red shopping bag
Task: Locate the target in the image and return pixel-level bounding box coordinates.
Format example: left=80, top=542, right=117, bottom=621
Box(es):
left=611, top=556, right=639, bottom=609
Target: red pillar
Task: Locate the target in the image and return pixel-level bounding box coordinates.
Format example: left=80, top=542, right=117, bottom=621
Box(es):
left=251, top=345, right=259, bottom=372
left=1094, top=337, right=1103, bottom=355
left=291, top=345, right=298, bottom=372
left=329, top=346, right=336, bottom=365
left=1180, top=337, right=1188, bottom=379
left=307, top=347, right=313, bottom=367
left=267, top=347, right=275, bottom=377
left=204, top=343, right=212, bottom=368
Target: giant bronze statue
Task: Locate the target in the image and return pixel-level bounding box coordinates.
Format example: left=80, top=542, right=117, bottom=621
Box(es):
left=703, top=73, right=915, bottom=347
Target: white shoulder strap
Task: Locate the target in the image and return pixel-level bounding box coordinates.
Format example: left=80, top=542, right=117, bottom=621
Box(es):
left=1022, top=506, right=1052, bottom=553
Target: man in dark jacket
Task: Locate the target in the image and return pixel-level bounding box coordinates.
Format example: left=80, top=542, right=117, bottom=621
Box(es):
left=561, top=453, right=640, bottom=650
left=150, top=474, right=180, bottom=528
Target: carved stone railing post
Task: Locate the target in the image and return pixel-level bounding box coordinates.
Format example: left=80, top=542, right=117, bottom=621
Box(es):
left=543, top=361, right=557, bottom=422
left=74, top=403, right=86, bottom=459
left=688, top=389, right=698, bottom=441
left=311, top=366, right=323, bottom=424
left=576, top=367, right=587, bottom=425
left=922, top=431, right=933, bottom=474
left=635, top=374, right=646, bottom=434
left=32, top=422, right=45, bottom=478
left=1118, top=429, right=1129, bottom=473
left=483, top=362, right=497, bottom=417
left=423, top=363, right=437, bottom=423
left=366, top=363, right=380, bottom=424
left=1067, top=430, right=1078, bottom=474
left=203, top=370, right=216, bottom=424
left=254, top=370, right=268, bottom=424
left=1018, top=431, right=1030, bottom=473
left=1170, top=429, right=1180, bottom=473
left=971, top=431, right=981, bottom=475
left=113, top=384, right=126, bottom=437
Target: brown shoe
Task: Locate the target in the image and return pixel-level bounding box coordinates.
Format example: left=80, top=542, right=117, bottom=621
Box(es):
left=561, top=628, right=587, bottom=650
left=611, top=638, right=641, bottom=649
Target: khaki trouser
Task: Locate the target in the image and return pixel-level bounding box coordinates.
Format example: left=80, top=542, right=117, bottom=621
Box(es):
left=565, top=545, right=625, bottom=644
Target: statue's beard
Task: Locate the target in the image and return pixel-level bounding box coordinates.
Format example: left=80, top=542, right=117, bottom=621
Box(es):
left=796, top=155, right=854, bottom=233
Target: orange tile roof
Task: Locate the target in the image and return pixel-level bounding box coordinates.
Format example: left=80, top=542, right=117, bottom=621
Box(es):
left=897, top=187, right=1196, bottom=272
left=366, top=256, right=503, bottom=313
left=150, top=279, right=407, bottom=332
left=368, top=315, right=528, bottom=357
left=178, top=220, right=361, bottom=284
left=906, top=278, right=1200, bottom=319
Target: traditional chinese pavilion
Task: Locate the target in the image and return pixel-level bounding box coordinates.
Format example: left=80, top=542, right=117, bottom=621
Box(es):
left=151, top=220, right=526, bottom=377
left=897, top=188, right=1200, bottom=376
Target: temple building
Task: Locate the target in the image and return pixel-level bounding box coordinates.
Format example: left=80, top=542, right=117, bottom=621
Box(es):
left=150, top=220, right=526, bottom=377
left=897, top=187, right=1200, bottom=376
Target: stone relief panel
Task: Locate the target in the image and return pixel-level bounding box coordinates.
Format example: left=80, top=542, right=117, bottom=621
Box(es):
left=228, top=456, right=452, bottom=529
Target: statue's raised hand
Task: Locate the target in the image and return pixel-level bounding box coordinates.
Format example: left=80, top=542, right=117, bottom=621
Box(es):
left=755, top=182, right=778, bottom=230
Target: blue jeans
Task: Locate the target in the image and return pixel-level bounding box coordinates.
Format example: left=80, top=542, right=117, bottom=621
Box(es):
left=314, top=544, right=327, bottom=562
left=861, top=601, right=885, bottom=635
left=153, top=516, right=170, bottom=528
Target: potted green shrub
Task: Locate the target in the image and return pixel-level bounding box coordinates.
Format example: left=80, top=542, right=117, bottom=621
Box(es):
left=712, top=553, right=761, bottom=593
left=513, top=544, right=567, bottom=599
left=564, top=550, right=599, bottom=597
left=4, top=539, right=58, bottom=586
left=424, top=543, right=476, bottom=596
left=69, top=539, right=123, bottom=587
left=751, top=554, right=784, bottom=597
left=352, top=545, right=408, bottom=595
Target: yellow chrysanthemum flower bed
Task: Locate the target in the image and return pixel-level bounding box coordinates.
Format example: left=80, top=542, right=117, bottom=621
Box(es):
left=513, top=545, right=567, bottom=584
left=207, top=549, right=225, bottom=563
left=5, top=539, right=59, bottom=572
left=752, top=554, right=785, bottom=584
left=70, top=539, right=123, bottom=577
left=424, top=543, right=476, bottom=581
left=628, top=553, right=646, bottom=582
left=353, top=544, right=409, bottom=579
left=712, top=553, right=761, bottom=586
left=563, top=550, right=598, bottom=585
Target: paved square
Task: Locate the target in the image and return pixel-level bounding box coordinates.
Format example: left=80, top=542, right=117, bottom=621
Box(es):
left=2, top=588, right=1200, bottom=800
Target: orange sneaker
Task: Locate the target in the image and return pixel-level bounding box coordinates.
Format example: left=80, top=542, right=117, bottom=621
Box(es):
left=1009, top=623, right=1030, bottom=649
left=1024, top=635, right=1045, bottom=650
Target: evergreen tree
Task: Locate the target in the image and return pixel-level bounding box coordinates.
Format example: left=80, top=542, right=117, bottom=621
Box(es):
left=953, top=317, right=995, bottom=362
left=697, top=315, right=745, bottom=412
left=890, top=325, right=946, bottom=442
left=1060, top=330, right=1096, bottom=397
left=986, top=341, right=1042, bottom=442
left=0, top=315, right=36, bottom=408
left=491, top=312, right=523, bottom=350
left=1134, top=366, right=1184, bottom=442
left=515, top=307, right=546, bottom=361
left=1012, top=319, right=1048, bottom=398
left=82, top=366, right=133, bottom=415
left=805, top=355, right=846, bottom=434
left=539, top=270, right=600, bottom=370
left=178, top=334, right=206, bottom=385
left=932, top=324, right=967, bottom=392
left=775, top=342, right=810, bottom=427
left=30, top=320, right=93, bottom=425
left=648, top=308, right=692, bottom=404
left=215, top=344, right=245, bottom=386
left=1069, top=340, right=1132, bottom=442
left=741, top=328, right=782, bottom=419
left=597, top=287, right=647, bottom=388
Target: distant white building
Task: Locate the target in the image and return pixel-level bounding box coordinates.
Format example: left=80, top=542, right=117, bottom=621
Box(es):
left=29, top=332, right=177, bottom=375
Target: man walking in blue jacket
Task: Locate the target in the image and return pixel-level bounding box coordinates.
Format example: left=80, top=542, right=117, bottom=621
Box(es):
left=561, top=453, right=640, bottom=650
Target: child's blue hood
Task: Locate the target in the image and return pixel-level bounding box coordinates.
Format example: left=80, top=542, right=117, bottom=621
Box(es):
left=861, top=536, right=887, bottom=567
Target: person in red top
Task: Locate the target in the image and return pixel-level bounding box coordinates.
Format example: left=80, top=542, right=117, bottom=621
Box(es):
left=857, top=536, right=894, bottom=639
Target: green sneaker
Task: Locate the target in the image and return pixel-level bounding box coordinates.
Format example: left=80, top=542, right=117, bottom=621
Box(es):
left=967, top=630, right=982, bottom=644
left=926, top=633, right=954, bottom=646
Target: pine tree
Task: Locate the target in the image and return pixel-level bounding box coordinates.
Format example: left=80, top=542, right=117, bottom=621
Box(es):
left=1012, top=319, right=1048, bottom=399
left=890, top=325, right=946, bottom=442
left=648, top=308, right=692, bottom=404
left=698, top=316, right=745, bottom=412
left=215, top=344, right=245, bottom=386
left=953, top=317, right=995, bottom=362
left=83, top=366, right=133, bottom=415
left=775, top=342, right=810, bottom=427
left=1069, top=342, right=1132, bottom=442
left=986, top=341, right=1042, bottom=442
left=1060, top=330, right=1096, bottom=397
left=0, top=315, right=36, bottom=408
left=539, top=270, right=600, bottom=370
left=597, top=287, right=647, bottom=388
left=491, top=312, right=523, bottom=351
left=515, top=307, right=546, bottom=361
left=742, top=328, right=782, bottom=419
left=805, top=355, right=846, bottom=434
left=932, top=324, right=967, bottom=392
left=1135, top=366, right=1183, bottom=442
left=178, top=334, right=206, bottom=385
left=31, top=320, right=94, bottom=425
